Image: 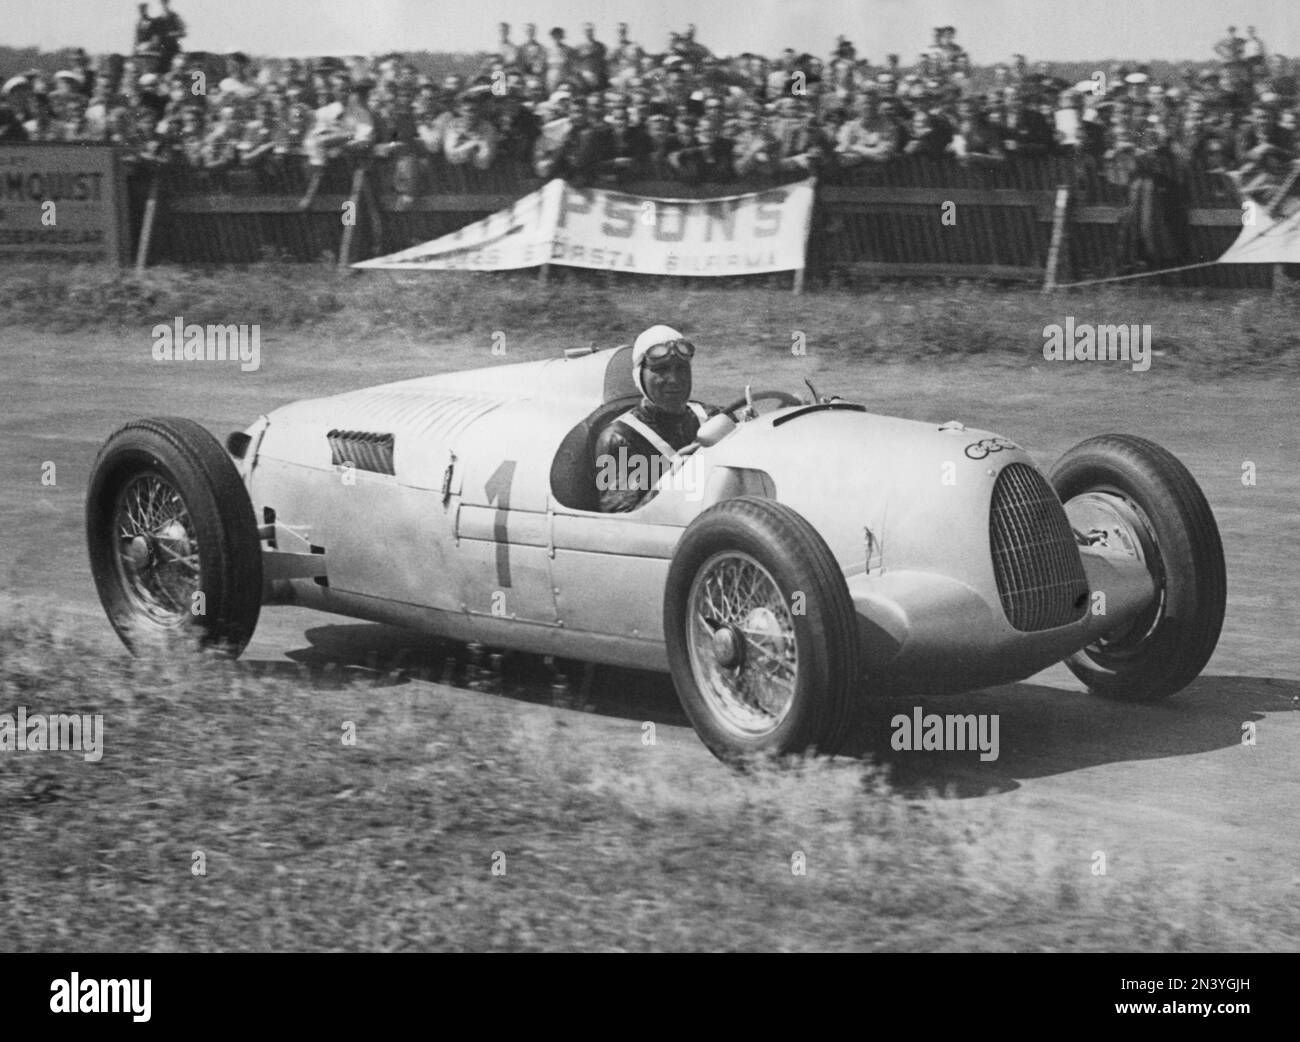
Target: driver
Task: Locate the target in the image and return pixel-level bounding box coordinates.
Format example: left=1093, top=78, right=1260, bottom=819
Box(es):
left=595, top=324, right=711, bottom=513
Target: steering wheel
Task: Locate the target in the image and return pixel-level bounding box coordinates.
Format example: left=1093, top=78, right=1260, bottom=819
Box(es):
left=719, top=389, right=804, bottom=421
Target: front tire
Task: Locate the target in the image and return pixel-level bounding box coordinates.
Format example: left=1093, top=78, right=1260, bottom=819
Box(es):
left=86, top=417, right=262, bottom=655
left=664, top=497, right=862, bottom=761
left=1049, top=434, right=1225, bottom=701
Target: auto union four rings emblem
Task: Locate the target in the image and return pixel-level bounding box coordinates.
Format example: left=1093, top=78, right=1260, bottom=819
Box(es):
left=964, top=437, right=1019, bottom=460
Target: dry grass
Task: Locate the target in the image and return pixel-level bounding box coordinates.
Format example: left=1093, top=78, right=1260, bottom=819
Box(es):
left=0, top=601, right=1292, bottom=952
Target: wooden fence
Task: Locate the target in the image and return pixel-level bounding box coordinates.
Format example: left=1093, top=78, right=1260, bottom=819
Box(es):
left=123, top=153, right=1277, bottom=288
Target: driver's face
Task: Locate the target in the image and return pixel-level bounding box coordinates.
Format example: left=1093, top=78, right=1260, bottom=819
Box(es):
left=642, top=357, right=692, bottom=413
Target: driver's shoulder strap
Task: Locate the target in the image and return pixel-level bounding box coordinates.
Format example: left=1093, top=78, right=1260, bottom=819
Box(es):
left=687, top=401, right=708, bottom=423
left=616, top=411, right=678, bottom=461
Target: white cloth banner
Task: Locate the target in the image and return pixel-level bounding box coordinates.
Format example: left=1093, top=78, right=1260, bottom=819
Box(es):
left=353, top=179, right=564, bottom=271
left=354, top=179, right=816, bottom=275
left=1218, top=204, right=1300, bottom=264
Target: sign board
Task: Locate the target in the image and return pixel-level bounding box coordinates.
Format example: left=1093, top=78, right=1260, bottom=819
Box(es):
left=0, top=144, right=129, bottom=265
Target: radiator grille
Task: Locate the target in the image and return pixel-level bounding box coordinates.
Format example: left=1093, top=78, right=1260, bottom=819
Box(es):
left=989, top=463, right=1088, bottom=631
left=327, top=430, right=395, bottom=475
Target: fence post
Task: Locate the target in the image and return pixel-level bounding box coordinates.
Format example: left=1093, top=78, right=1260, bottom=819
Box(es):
left=134, top=167, right=162, bottom=275
left=361, top=162, right=384, bottom=249
left=794, top=176, right=817, bottom=294
left=337, top=165, right=368, bottom=270
left=1041, top=184, right=1070, bottom=293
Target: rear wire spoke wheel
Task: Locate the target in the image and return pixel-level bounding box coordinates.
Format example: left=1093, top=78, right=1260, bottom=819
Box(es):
left=87, top=417, right=263, bottom=655
left=665, top=497, right=862, bottom=762
left=113, top=472, right=202, bottom=626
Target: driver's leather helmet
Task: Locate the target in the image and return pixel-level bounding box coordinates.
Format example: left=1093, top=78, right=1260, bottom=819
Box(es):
left=631, top=324, right=690, bottom=397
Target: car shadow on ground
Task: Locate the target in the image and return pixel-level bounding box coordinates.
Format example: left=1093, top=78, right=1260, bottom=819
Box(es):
left=841, top=675, right=1298, bottom=797
left=252, top=623, right=1298, bottom=799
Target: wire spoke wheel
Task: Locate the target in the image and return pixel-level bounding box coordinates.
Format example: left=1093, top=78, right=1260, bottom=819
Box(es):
left=87, top=418, right=263, bottom=655
left=687, top=551, right=799, bottom=737
left=112, top=472, right=201, bottom=626
left=664, top=497, right=862, bottom=762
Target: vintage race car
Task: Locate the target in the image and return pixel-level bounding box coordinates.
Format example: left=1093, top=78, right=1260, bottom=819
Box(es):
left=87, top=345, right=1226, bottom=761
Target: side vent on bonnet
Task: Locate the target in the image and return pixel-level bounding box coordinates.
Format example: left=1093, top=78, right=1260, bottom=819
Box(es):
left=327, top=430, right=396, bottom=476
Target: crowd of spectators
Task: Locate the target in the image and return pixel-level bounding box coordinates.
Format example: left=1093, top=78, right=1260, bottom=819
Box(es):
left=1, top=10, right=1298, bottom=216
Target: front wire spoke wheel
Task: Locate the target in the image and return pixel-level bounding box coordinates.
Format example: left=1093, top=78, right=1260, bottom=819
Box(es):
left=687, top=551, right=799, bottom=737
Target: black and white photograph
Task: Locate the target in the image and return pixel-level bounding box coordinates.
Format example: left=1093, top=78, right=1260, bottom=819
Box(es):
left=0, top=0, right=1295, bottom=990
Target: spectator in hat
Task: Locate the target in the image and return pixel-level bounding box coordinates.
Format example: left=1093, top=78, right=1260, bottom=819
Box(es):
left=133, top=3, right=161, bottom=62
left=1, top=77, right=32, bottom=141
left=575, top=22, right=608, bottom=91
left=156, top=0, right=186, bottom=73
left=50, top=70, right=84, bottom=109
left=546, top=27, right=576, bottom=93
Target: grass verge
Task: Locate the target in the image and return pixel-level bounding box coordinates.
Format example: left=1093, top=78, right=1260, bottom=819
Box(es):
left=0, top=603, right=1292, bottom=952
left=1, top=262, right=1297, bottom=375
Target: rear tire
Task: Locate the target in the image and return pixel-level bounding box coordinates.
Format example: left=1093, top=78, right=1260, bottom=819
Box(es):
left=1049, top=434, right=1225, bottom=701
left=664, top=497, right=862, bottom=762
left=86, top=417, right=262, bottom=655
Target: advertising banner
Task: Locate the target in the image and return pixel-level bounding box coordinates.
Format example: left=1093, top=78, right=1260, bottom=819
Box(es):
left=0, top=144, right=128, bottom=265
left=355, top=179, right=815, bottom=276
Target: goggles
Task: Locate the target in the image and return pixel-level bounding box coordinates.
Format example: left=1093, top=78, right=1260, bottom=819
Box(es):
left=643, top=339, right=696, bottom=366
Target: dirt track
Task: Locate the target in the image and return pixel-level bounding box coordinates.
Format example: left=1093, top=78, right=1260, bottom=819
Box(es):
left=3, top=326, right=1298, bottom=909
